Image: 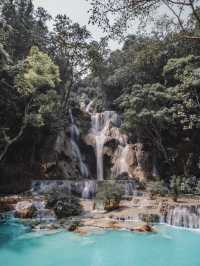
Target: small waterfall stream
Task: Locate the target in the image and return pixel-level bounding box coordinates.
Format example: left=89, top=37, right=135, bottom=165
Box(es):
left=112, top=145, right=130, bottom=178
left=164, top=205, right=200, bottom=229
left=91, top=113, right=106, bottom=181
left=69, top=110, right=89, bottom=178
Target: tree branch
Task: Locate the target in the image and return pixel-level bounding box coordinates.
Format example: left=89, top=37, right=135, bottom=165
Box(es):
left=0, top=101, right=31, bottom=162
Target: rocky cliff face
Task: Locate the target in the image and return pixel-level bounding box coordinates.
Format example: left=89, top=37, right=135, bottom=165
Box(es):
left=112, top=143, right=152, bottom=182
left=44, top=110, right=94, bottom=180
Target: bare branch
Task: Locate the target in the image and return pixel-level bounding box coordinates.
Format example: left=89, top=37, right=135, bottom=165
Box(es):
left=0, top=101, right=31, bottom=162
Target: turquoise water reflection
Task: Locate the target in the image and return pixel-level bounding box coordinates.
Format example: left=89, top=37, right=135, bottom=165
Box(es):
left=0, top=221, right=200, bottom=266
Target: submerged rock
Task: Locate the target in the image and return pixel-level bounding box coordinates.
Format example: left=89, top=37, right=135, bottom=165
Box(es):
left=68, top=220, right=81, bottom=232
left=132, top=224, right=154, bottom=233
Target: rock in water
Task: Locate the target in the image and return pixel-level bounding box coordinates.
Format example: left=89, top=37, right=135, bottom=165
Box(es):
left=15, top=201, right=37, bottom=219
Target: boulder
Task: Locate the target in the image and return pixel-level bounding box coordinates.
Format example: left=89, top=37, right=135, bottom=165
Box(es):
left=68, top=220, right=81, bottom=232
left=133, top=224, right=154, bottom=233
left=15, top=201, right=37, bottom=219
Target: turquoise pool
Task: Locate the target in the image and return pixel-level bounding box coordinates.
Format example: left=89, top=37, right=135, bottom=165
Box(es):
left=0, top=221, right=200, bottom=266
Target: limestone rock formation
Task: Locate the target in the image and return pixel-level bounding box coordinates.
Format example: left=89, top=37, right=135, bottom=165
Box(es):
left=112, top=143, right=152, bottom=182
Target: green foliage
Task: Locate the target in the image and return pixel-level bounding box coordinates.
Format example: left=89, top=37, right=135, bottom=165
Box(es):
left=195, top=180, right=200, bottom=195
left=118, top=83, right=173, bottom=131
left=170, top=175, right=185, bottom=200
left=148, top=180, right=169, bottom=197
left=50, top=14, right=91, bottom=112
left=95, top=181, right=124, bottom=211
left=16, top=46, right=60, bottom=96
left=14, top=46, right=61, bottom=127
left=0, top=45, right=60, bottom=162
left=46, top=189, right=82, bottom=219
left=1, top=0, right=200, bottom=197
left=88, top=0, right=200, bottom=39
left=163, top=55, right=200, bottom=86
left=1, top=0, right=51, bottom=59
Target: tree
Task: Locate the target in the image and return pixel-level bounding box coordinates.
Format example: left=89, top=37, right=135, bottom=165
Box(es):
left=95, top=181, right=124, bottom=211
left=50, top=15, right=91, bottom=115
left=117, top=83, right=175, bottom=166
left=88, top=0, right=200, bottom=40
left=0, top=46, right=60, bottom=161
left=87, top=38, right=111, bottom=107
left=0, top=0, right=51, bottom=60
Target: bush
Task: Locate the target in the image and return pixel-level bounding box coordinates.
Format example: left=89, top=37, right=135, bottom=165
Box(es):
left=46, top=189, right=82, bottom=219
left=170, top=175, right=186, bottom=201
left=170, top=175, right=197, bottom=200
left=139, top=213, right=160, bottom=224
left=148, top=180, right=169, bottom=197
left=195, top=180, right=200, bottom=195
left=95, top=181, right=124, bottom=211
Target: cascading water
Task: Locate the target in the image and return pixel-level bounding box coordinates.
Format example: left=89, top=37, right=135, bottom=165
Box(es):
left=69, top=110, right=89, bottom=178
left=82, top=180, right=97, bottom=199
left=112, top=145, right=130, bottom=178
left=91, top=113, right=106, bottom=181
left=85, top=100, right=94, bottom=114
left=90, top=111, right=124, bottom=181
left=164, top=205, right=200, bottom=228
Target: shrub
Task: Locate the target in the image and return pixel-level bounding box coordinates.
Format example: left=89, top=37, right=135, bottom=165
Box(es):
left=95, top=181, right=124, bottom=211
left=195, top=180, right=200, bottom=195
left=170, top=175, right=185, bottom=201
left=148, top=180, right=169, bottom=197
left=46, top=189, right=82, bottom=219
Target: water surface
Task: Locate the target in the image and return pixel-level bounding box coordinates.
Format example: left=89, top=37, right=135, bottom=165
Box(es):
left=0, top=221, right=200, bottom=266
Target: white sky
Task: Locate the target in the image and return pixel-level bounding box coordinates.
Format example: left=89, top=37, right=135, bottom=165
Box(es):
left=33, top=0, right=121, bottom=49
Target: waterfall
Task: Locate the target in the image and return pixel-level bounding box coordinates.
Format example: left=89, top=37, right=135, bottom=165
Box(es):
left=90, top=111, right=122, bottom=181
left=81, top=180, right=97, bottom=199
left=91, top=113, right=106, bottom=181
left=112, top=145, right=130, bottom=178
left=31, top=180, right=97, bottom=199
left=31, top=179, right=138, bottom=199
left=121, top=180, right=137, bottom=196
left=85, top=100, right=94, bottom=113
left=69, top=110, right=89, bottom=178
left=164, top=205, right=200, bottom=229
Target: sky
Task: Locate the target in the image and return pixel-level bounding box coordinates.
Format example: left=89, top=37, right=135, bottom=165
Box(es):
left=33, top=0, right=121, bottom=49
left=33, top=1, right=188, bottom=50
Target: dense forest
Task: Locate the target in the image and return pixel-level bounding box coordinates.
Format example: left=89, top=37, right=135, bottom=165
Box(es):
left=1, top=0, right=200, bottom=196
